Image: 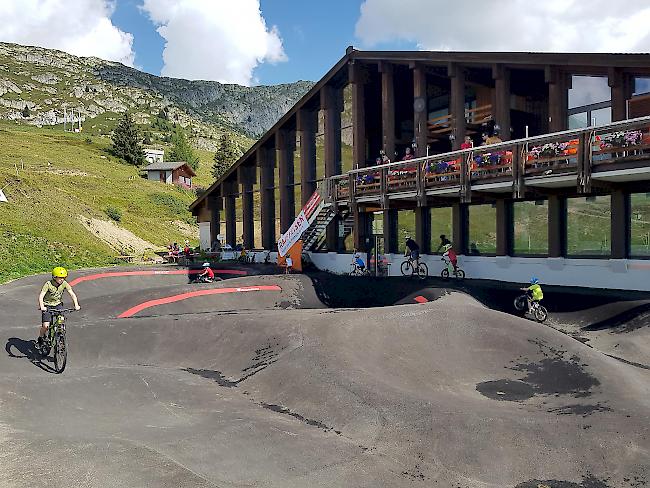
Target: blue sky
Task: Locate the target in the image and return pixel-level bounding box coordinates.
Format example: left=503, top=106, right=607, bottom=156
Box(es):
left=2, top=0, right=649, bottom=87
left=110, top=0, right=416, bottom=85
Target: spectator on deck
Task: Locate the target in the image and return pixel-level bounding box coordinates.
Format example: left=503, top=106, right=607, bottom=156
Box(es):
left=402, top=147, right=414, bottom=160
left=486, top=132, right=503, bottom=145
left=461, top=136, right=474, bottom=150
left=480, top=133, right=489, bottom=146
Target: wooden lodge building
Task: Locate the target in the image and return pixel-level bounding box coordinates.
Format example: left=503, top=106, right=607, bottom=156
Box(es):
left=190, top=47, right=650, bottom=291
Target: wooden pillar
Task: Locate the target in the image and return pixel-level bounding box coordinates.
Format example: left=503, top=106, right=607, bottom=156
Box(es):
left=350, top=61, right=368, bottom=168
left=452, top=202, right=468, bottom=254
left=380, top=61, right=395, bottom=160
left=609, top=68, right=633, bottom=122
left=383, top=209, right=398, bottom=254
left=548, top=194, right=566, bottom=258
left=449, top=64, right=466, bottom=150
left=611, top=189, right=630, bottom=259
left=241, top=184, right=254, bottom=249
left=237, top=164, right=256, bottom=250
left=297, top=108, right=317, bottom=205
left=413, top=63, right=428, bottom=158
left=415, top=206, right=430, bottom=254
left=496, top=199, right=513, bottom=256
left=321, top=84, right=342, bottom=251
left=276, top=129, right=295, bottom=233
left=258, top=146, right=276, bottom=250
left=353, top=206, right=368, bottom=252
left=493, top=64, right=511, bottom=141
left=224, top=191, right=236, bottom=248
left=547, top=66, right=568, bottom=133
left=208, top=192, right=222, bottom=248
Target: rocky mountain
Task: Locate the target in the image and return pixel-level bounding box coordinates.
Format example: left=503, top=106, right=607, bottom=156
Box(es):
left=0, top=42, right=314, bottom=149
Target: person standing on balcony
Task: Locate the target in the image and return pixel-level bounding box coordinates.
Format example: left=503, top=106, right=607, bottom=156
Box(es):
left=486, top=129, right=502, bottom=145
left=461, top=136, right=474, bottom=150
left=402, top=147, right=414, bottom=160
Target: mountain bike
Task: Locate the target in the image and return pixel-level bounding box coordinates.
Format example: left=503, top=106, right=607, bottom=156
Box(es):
left=38, top=307, right=75, bottom=373
left=440, top=255, right=465, bottom=280
left=400, top=256, right=428, bottom=280
left=514, top=293, right=548, bottom=323
left=349, top=262, right=371, bottom=276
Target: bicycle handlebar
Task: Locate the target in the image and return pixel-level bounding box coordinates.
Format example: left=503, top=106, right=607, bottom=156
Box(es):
left=43, top=307, right=78, bottom=313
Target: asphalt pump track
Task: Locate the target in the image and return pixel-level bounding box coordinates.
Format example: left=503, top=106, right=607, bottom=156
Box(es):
left=0, top=264, right=648, bottom=487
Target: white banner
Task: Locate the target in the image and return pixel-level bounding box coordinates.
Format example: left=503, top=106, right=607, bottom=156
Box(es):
left=0, top=189, right=7, bottom=203
left=277, top=210, right=309, bottom=257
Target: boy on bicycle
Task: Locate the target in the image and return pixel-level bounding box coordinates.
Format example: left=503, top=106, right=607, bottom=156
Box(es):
left=521, top=277, right=544, bottom=313
left=404, top=236, right=420, bottom=267
left=353, top=253, right=366, bottom=271
left=198, top=262, right=216, bottom=282
left=37, top=267, right=80, bottom=349
left=442, top=243, right=458, bottom=271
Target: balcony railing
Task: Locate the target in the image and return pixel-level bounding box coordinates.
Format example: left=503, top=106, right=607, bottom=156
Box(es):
left=330, top=116, right=650, bottom=205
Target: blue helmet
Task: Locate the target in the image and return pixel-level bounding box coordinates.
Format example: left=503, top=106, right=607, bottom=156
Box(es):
left=530, top=277, right=539, bottom=284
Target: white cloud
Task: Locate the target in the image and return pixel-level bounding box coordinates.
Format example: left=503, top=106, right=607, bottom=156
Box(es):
left=140, top=0, right=287, bottom=85
left=0, top=0, right=135, bottom=65
left=355, top=0, right=650, bottom=53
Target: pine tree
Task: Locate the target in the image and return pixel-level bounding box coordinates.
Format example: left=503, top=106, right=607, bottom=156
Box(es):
left=111, top=112, right=145, bottom=166
left=21, top=105, right=30, bottom=118
left=167, top=128, right=199, bottom=170
left=212, top=133, right=242, bottom=180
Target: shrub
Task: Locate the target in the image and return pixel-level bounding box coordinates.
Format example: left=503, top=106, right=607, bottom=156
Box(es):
left=106, top=206, right=122, bottom=222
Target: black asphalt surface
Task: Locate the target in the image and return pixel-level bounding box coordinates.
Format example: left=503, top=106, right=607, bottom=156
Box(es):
left=0, top=265, right=648, bottom=487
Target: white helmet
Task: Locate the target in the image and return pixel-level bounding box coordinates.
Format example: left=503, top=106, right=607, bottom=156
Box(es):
left=202, top=262, right=210, bottom=267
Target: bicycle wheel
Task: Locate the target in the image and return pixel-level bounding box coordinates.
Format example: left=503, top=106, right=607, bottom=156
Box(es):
left=416, top=262, right=428, bottom=279
left=441, top=268, right=449, bottom=279
left=54, top=332, right=67, bottom=374
left=400, top=261, right=413, bottom=276
left=513, top=295, right=527, bottom=312
left=534, top=305, right=548, bottom=323
left=455, top=269, right=465, bottom=280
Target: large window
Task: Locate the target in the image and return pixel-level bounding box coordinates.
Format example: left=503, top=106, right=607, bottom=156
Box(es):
left=568, top=75, right=611, bottom=129
left=397, top=210, right=416, bottom=254
left=514, top=201, right=548, bottom=255
left=631, top=193, right=650, bottom=257
left=567, top=196, right=611, bottom=256
left=430, top=207, right=452, bottom=253
left=469, top=204, right=496, bottom=255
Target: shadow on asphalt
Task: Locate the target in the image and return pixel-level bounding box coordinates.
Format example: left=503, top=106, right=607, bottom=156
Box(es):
left=5, top=337, right=57, bottom=373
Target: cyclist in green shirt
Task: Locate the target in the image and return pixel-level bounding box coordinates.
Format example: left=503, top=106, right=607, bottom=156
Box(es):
left=37, top=267, right=80, bottom=349
left=521, top=277, right=544, bottom=313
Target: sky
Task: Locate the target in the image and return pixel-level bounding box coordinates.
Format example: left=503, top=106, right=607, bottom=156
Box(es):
left=1, top=0, right=650, bottom=87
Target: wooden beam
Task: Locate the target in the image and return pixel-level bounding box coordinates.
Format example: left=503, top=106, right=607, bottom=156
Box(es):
left=413, top=63, right=428, bottom=158
left=381, top=62, right=396, bottom=160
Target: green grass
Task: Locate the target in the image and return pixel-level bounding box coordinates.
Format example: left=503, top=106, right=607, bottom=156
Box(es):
left=0, top=121, right=208, bottom=283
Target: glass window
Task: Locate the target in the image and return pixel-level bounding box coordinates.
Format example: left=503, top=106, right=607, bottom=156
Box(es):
left=569, top=76, right=610, bottom=109
left=341, top=84, right=354, bottom=173
left=514, top=201, right=548, bottom=255
left=397, top=210, right=416, bottom=254
left=253, top=191, right=262, bottom=248
left=430, top=207, right=453, bottom=253
left=235, top=195, right=243, bottom=245
left=631, top=193, right=650, bottom=257
left=315, top=110, right=325, bottom=181
left=469, top=204, right=496, bottom=255
left=293, top=184, right=302, bottom=216
left=590, top=107, right=611, bottom=127
left=634, top=78, right=650, bottom=96
left=568, top=112, right=588, bottom=130
left=567, top=196, right=611, bottom=256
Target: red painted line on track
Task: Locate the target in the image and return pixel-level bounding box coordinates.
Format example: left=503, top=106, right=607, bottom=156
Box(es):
left=69, top=269, right=247, bottom=287
left=414, top=296, right=429, bottom=303
left=118, top=285, right=282, bottom=318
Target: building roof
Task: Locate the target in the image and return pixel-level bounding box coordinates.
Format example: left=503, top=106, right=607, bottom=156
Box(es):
left=190, top=48, right=650, bottom=211
left=144, top=148, right=164, bottom=154
left=144, top=161, right=196, bottom=176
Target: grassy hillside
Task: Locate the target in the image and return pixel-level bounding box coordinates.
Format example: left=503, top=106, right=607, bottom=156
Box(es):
left=0, top=122, right=214, bottom=283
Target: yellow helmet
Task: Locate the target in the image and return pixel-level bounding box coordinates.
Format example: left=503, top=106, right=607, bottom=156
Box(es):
left=52, top=267, right=68, bottom=278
